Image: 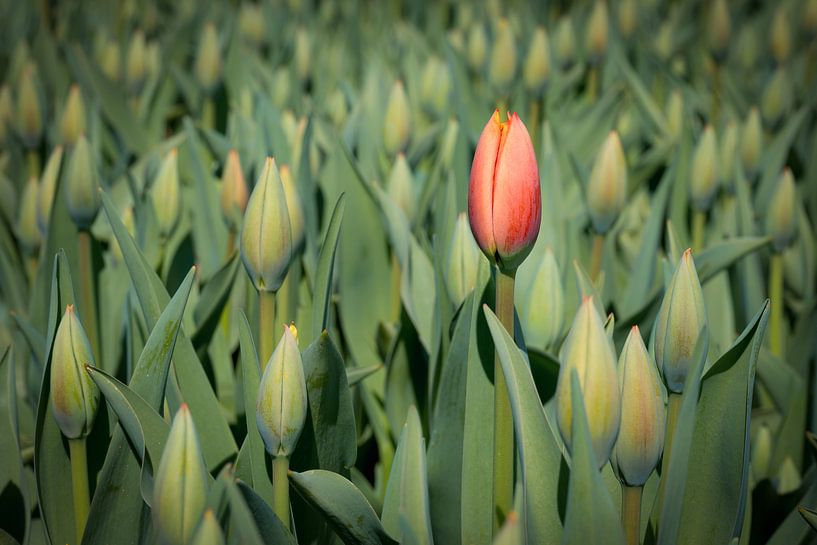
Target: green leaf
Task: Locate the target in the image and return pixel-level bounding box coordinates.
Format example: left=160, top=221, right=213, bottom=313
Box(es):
left=696, top=237, right=771, bottom=284
left=347, top=364, right=383, bottom=386
left=311, top=193, right=346, bottom=342
left=400, top=237, right=437, bottom=355
left=236, top=482, right=298, bottom=545
left=0, top=347, right=28, bottom=544
left=191, top=252, right=240, bottom=350
left=483, top=305, right=563, bottom=544
left=289, top=469, right=398, bottom=545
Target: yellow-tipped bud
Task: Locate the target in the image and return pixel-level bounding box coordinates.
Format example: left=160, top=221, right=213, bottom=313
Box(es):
left=488, top=18, right=517, bottom=91
left=240, top=157, right=293, bottom=292
left=766, top=169, right=797, bottom=252
left=707, top=0, right=731, bottom=62
left=190, top=510, right=225, bottom=545
left=294, top=27, right=311, bottom=83
left=60, top=85, right=86, bottom=146
left=153, top=404, right=209, bottom=545
left=150, top=149, right=182, bottom=239
left=523, top=26, right=551, bottom=96
left=50, top=305, right=99, bottom=439
left=654, top=249, right=707, bottom=393
left=555, top=16, right=577, bottom=69
left=556, top=297, right=621, bottom=467
left=420, top=56, right=451, bottom=117
left=690, top=125, right=718, bottom=212
left=65, top=134, right=101, bottom=230
left=519, top=247, right=564, bottom=351
left=126, top=29, right=147, bottom=94
left=612, top=326, right=666, bottom=486
left=719, top=120, right=738, bottom=190
left=587, top=131, right=627, bottom=234
left=220, top=150, right=249, bottom=231
left=467, top=23, right=488, bottom=73
left=386, top=153, right=415, bottom=222
left=618, top=0, right=637, bottom=39
left=770, top=7, right=791, bottom=65
left=741, top=107, right=762, bottom=178
left=256, top=325, right=307, bottom=457
left=279, top=164, right=305, bottom=253
left=445, top=212, right=483, bottom=307
left=383, top=81, right=411, bottom=156
left=195, top=23, right=222, bottom=93
left=15, top=64, right=42, bottom=149
left=761, top=67, right=792, bottom=127
left=16, top=177, right=41, bottom=254
left=585, top=0, right=610, bottom=63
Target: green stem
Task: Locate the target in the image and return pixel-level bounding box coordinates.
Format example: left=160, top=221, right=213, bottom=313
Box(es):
left=259, top=290, right=276, bottom=369
left=27, top=150, right=40, bottom=178
left=69, top=438, right=90, bottom=544
left=78, top=230, right=100, bottom=364
left=493, top=267, right=516, bottom=532
left=25, top=254, right=38, bottom=286
left=656, top=392, right=682, bottom=527
left=587, top=65, right=599, bottom=100
left=272, top=456, right=291, bottom=531
left=590, top=233, right=604, bottom=281
left=769, top=253, right=784, bottom=358
left=622, top=485, right=643, bottom=545
left=691, top=210, right=706, bottom=253
left=202, top=96, right=215, bottom=130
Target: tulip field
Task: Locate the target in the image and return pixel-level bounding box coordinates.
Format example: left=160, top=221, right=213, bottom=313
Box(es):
left=1, top=0, right=817, bottom=544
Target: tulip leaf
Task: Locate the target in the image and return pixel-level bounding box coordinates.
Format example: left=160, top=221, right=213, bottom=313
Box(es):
left=400, top=236, right=437, bottom=355
left=754, top=106, right=808, bottom=211
left=696, top=237, right=770, bottom=284
left=346, top=364, right=383, bottom=386
left=484, top=305, right=563, bottom=544
left=311, top=193, right=346, bottom=341
left=0, top=347, right=29, bottom=544
left=289, top=469, right=398, bottom=545
left=236, top=482, right=298, bottom=545
left=191, top=251, right=240, bottom=350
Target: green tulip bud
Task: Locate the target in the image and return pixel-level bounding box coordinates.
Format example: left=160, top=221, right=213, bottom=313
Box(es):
left=736, top=25, right=759, bottom=71
left=556, top=296, right=621, bottom=467
left=126, top=29, right=147, bottom=94
left=519, top=247, right=564, bottom=351
left=690, top=125, right=718, bottom=212
left=60, top=85, right=86, bottom=147
left=50, top=305, right=99, bottom=439
left=153, top=404, right=209, bottom=545
left=751, top=424, right=771, bottom=480
left=99, top=39, right=121, bottom=82
left=665, top=90, right=684, bottom=141
left=587, top=131, right=627, bottom=234
left=420, top=56, right=451, bottom=117
left=256, top=325, right=307, bottom=457
left=618, top=0, right=637, bottom=39
left=145, top=42, right=161, bottom=78
left=555, top=16, right=577, bottom=69
left=294, top=27, right=311, bottom=83
left=707, top=0, right=731, bottom=62
left=467, top=23, right=488, bottom=73
left=37, top=145, right=63, bottom=236
left=220, top=149, right=249, bottom=231
left=770, top=7, right=791, bottom=65
left=190, top=509, right=225, bottom=545
left=585, top=0, right=610, bottom=63
left=272, top=68, right=291, bottom=109
left=654, top=249, right=707, bottom=393
left=489, top=18, right=516, bottom=91
left=240, top=157, right=293, bottom=292
left=766, top=169, right=797, bottom=252
left=782, top=205, right=814, bottom=298
left=0, top=84, right=12, bottom=147
left=386, top=153, right=415, bottom=222
left=612, top=326, right=666, bottom=486
left=741, top=107, right=762, bottom=178
left=761, top=67, right=791, bottom=127
left=383, top=80, right=411, bottom=156
left=445, top=212, right=483, bottom=307
left=239, top=4, right=265, bottom=47
left=110, top=205, right=134, bottom=265
left=326, top=89, right=348, bottom=127
left=195, top=23, right=222, bottom=93
left=65, top=134, right=101, bottom=230
left=16, top=177, right=41, bottom=254
left=150, top=149, right=182, bottom=239
left=719, top=120, right=738, bottom=190
left=523, top=26, right=551, bottom=96
left=279, top=164, right=305, bottom=254
left=654, top=20, right=674, bottom=61
left=776, top=458, right=801, bottom=494
left=15, top=64, right=42, bottom=149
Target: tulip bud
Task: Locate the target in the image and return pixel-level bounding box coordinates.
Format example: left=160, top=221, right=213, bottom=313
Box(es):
left=489, top=18, right=517, bottom=91
left=150, top=149, right=181, bottom=239
left=805, top=0, right=817, bottom=37
left=190, top=509, right=225, bottom=545
left=153, top=404, right=209, bottom=545
left=468, top=110, right=541, bottom=272
left=60, top=85, right=86, bottom=147
left=294, top=27, right=311, bottom=83
left=195, top=23, right=222, bottom=93
left=555, top=297, right=621, bottom=467
left=110, top=205, right=134, bottom=264
left=15, top=64, right=42, bottom=149
left=766, top=169, right=797, bottom=252
left=99, top=39, right=121, bottom=82
left=690, top=125, right=718, bottom=212
left=770, top=7, right=791, bottom=65
left=445, top=212, right=483, bottom=307
left=741, top=107, right=762, bottom=178
left=665, top=90, right=684, bottom=141
left=16, top=177, right=41, bottom=254
left=440, top=118, right=460, bottom=171
left=761, top=67, right=791, bottom=127
left=272, top=67, right=291, bottom=108
left=50, top=305, right=99, bottom=439
left=586, top=131, right=627, bottom=234
left=0, top=84, right=11, bottom=146
left=239, top=4, right=265, bottom=47
left=523, top=27, right=551, bottom=96
left=326, top=88, right=348, bottom=127
left=240, top=157, right=293, bottom=292
left=256, top=325, right=307, bottom=457
left=719, top=120, right=738, bottom=190
left=420, top=56, right=451, bottom=117
left=65, top=134, right=101, bottom=230
left=782, top=206, right=814, bottom=297
left=707, top=0, right=731, bottom=62
left=467, top=23, right=488, bottom=73
left=654, top=20, right=674, bottom=61
left=220, top=150, right=249, bottom=231
left=736, top=25, right=759, bottom=71
left=279, top=164, right=305, bottom=254
left=383, top=81, right=411, bottom=156
left=585, top=0, right=610, bottom=63
left=126, top=29, right=147, bottom=94
left=519, top=248, right=564, bottom=351
left=612, top=326, right=665, bottom=487
left=618, top=0, right=637, bottom=39
left=386, top=153, right=415, bottom=222
left=751, top=424, right=771, bottom=480
left=555, top=16, right=577, bottom=69
left=654, top=249, right=707, bottom=393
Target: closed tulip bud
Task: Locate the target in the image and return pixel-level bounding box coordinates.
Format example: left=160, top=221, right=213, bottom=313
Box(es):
left=36, top=145, right=61, bottom=234
left=665, top=90, right=684, bottom=141
left=741, top=108, right=762, bottom=178
left=50, top=305, right=99, bottom=439
left=770, top=8, right=791, bottom=65
left=468, top=110, right=541, bottom=272
left=751, top=424, right=772, bottom=480
left=15, top=64, right=42, bottom=149
left=440, top=118, right=459, bottom=171
left=16, top=177, right=41, bottom=254
left=150, top=149, right=181, bottom=239
left=654, top=249, right=707, bottom=393
left=761, top=67, right=791, bottom=127
left=256, top=325, right=307, bottom=457
left=805, top=0, right=817, bottom=36
left=240, top=157, right=293, bottom=292
left=585, top=0, right=610, bottom=63
left=60, top=85, right=86, bottom=146
left=153, top=404, right=209, bottom=545
left=279, top=165, right=305, bottom=253
left=467, top=23, right=488, bottom=72
left=555, top=16, right=577, bottom=69
left=126, top=29, right=147, bottom=94
left=690, top=125, right=718, bottom=212
left=519, top=248, right=564, bottom=351
left=190, top=510, right=224, bottom=545
left=767, top=169, right=797, bottom=252
left=618, top=0, right=637, bottom=39
left=782, top=208, right=814, bottom=297
left=523, top=27, right=551, bottom=96
left=99, top=39, right=121, bottom=81
left=195, top=23, right=221, bottom=93
left=110, top=206, right=134, bottom=264
left=326, top=89, right=348, bottom=127
left=239, top=4, right=265, bottom=47
left=272, top=67, right=290, bottom=108
left=294, top=27, right=311, bottom=83
left=445, top=213, right=483, bottom=307
left=65, top=134, right=101, bottom=230
left=587, top=131, right=627, bottom=234
left=489, top=18, right=516, bottom=91
left=719, top=120, right=738, bottom=190
left=144, top=42, right=161, bottom=79
left=383, top=81, right=411, bottom=155
left=707, top=0, right=731, bottom=62
left=612, top=326, right=665, bottom=486
left=386, top=153, right=415, bottom=222
left=420, top=56, right=451, bottom=117
left=654, top=20, right=674, bottom=61
left=555, top=297, right=621, bottom=467
left=736, top=25, right=759, bottom=70
left=220, top=150, right=249, bottom=231
left=0, top=84, right=11, bottom=146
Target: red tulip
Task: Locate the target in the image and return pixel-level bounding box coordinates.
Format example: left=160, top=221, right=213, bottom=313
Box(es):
left=468, top=110, right=541, bottom=272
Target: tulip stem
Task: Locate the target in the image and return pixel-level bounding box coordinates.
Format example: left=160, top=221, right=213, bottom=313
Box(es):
left=656, top=392, right=682, bottom=527
left=621, top=485, right=643, bottom=545
left=272, top=455, right=291, bottom=531
left=259, top=290, right=276, bottom=369
left=78, top=230, right=100, bottom=364
left=69, top=437, right=90, bottom=544
left=691, top=210, right=706, bottom=252
left=493, top=267, right=516, bottom=532
left=769, top=253, right=784, bottom=358
left=27, top=150, right=40, bottom=178
left=590, top=233, right=604, bottom=280
left=587, top=66, right=599, bottom=100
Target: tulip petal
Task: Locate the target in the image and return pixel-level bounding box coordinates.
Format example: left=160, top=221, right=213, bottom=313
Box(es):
left=468, top=110, right=502, bottom=258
